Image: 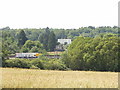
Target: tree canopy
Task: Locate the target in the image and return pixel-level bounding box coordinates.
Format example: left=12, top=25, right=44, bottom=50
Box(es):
left=17, top=30, right=28, bottom=47
left=21, top=40, right=45, bottom=53
left=39, top=27, right=57, bottom=51
left=61, top=34, right=119, bottom=72
left=1, top=26, right=119, bottom=71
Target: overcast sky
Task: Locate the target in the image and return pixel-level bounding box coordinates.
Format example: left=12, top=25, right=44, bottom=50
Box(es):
left=0, top=0, right=119, bottom=29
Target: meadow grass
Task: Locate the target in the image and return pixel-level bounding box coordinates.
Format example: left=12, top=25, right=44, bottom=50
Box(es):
left=1, top=68, right=118, bottom=88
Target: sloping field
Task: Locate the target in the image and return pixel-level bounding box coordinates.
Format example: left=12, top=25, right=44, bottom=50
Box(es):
left=1, top=68, right=118, bottom=88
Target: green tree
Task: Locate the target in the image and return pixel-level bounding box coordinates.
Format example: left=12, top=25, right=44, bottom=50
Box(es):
left=39, top=27, right=50, bottom=50
left=1, top=31, right=19, bottom=66
left=39, top=27, right=57, bottom=51
left=61, top=35, right=119, bottom=72
left=21, top=40, right=45, bottom=53
left=17, top=30, right=28, bottom=47
left=48, top=31, right=57, bottom=51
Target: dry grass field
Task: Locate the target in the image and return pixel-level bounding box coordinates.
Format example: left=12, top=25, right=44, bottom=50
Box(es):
left=0, top=68, right=118, bottom=88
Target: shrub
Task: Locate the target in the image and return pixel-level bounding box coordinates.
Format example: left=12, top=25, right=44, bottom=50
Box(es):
left=30, top=58, right=44, bottom=69
left=5, top=59, right=31, bottom=68
left=5, top=58, right=68, bottom=71
left=43, top=59, right=68, bottom=70
left=30, top=65, right=39, bottom=69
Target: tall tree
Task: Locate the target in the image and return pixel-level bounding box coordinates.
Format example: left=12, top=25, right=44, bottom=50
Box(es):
left=48, top=31, right=57, bottom=51
left=17, top=30, right=28, bottom=47
left=39, top=27, right=57, bottom=51
left=1, top=32, right=19, bottom=66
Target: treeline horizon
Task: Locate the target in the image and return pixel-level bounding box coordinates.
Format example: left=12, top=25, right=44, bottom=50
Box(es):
left=0, top=26, right=118, bottom=30
left=1, top=26, right=119, bottom=72
left=1, top=26, right=118, bottom=40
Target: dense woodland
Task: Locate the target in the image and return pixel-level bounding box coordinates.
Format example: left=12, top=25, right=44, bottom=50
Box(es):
left=0, top=26, right=120, bottom=72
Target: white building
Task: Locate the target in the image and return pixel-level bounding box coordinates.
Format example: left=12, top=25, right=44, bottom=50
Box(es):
left=58, top=39, right=71, bottom=45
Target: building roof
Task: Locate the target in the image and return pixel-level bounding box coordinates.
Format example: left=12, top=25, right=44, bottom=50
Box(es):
left=58, top=39, right=71, bottom=44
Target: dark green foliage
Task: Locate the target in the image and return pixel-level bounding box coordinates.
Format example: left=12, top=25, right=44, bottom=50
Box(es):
left=48, top=31, right=57, bottom=51
left=5, top=59, right=44, bottom=69
left=1, top=31, right=19, bottom=66
left=61, top=34, right=119, bottom=72
left=1, top=26, right=118, bottom=41
left=30, top=58, right=44, bottom=69
left=4, top=58, right=68, bottom=70
left=17, top=30, right=28, bottom=47
left=21, top=40, right=45, bottom=53
left=5, top=59, right=31, bottom=68
left=39, top=27, right=57, bottom=51
left=38, top=28, right=50, bottom=51
left=42, top=59, right=68, bottom=70
left=1, top=26, right=119, bottom=71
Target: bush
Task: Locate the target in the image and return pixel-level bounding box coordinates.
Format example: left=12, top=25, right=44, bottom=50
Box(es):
left=42, top=59, right=68, bottom=70
left=30, top=65, right=39, bottom=69
left=5, top=58, right=68, bottom=71
left=5, top=59, right=31, bottom=68
left=30, top=58, right=44, bottom=69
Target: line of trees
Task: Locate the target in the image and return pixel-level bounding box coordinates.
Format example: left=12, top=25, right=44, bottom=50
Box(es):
left=17, top=27, right=57, bottom=52
left=1, top=27, right=57, bottom=66
left=3, top=34, right=120, bottom=72
left=1, top=26, right=118, bottom=41
left=1, top=26, right=119, bottom=72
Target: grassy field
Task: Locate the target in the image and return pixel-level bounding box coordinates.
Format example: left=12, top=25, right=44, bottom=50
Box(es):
left=1, top=68, right=118, bottom=88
